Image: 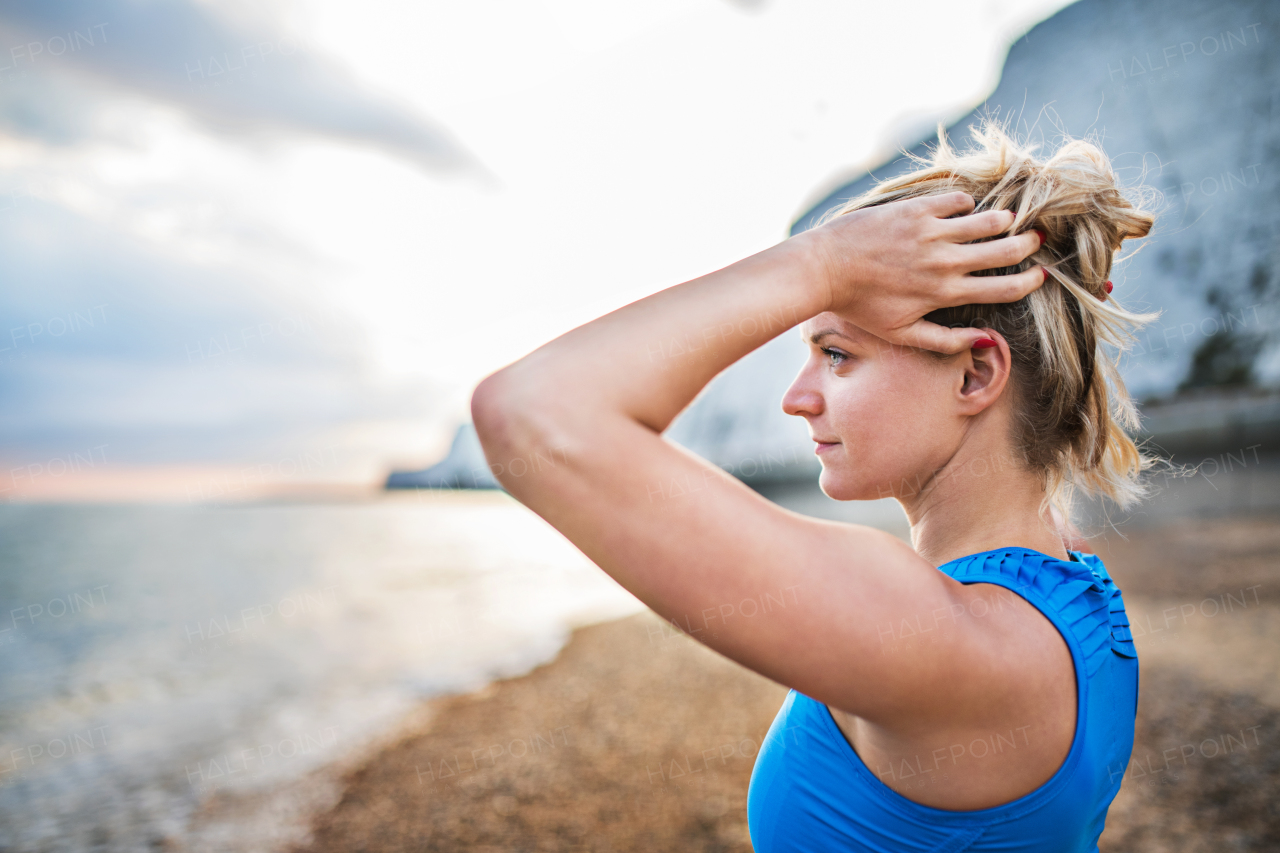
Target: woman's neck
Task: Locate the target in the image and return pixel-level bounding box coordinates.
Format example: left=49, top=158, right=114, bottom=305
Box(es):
left=897, top=441, right=1069, bottom=569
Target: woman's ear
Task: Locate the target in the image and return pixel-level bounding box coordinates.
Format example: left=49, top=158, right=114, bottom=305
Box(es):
left=957, top=330, right=1011, bottom=415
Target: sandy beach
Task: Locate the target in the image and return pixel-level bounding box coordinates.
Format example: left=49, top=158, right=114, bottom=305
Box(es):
left=293, top=513, right=1280, bottom=852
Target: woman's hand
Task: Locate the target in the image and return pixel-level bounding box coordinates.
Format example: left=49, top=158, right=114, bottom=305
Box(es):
left=805, top=190, right=1045, bottom=353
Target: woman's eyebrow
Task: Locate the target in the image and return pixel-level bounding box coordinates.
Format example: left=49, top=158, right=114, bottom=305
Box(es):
left=808, top=329, right=845, bottom=345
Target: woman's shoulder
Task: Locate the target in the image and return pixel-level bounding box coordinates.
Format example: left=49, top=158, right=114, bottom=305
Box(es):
left=938, top=546, right=1136, bottom=675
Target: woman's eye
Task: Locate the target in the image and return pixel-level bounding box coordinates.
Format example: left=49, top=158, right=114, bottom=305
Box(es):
left=821, top=347, right=848, bottom=366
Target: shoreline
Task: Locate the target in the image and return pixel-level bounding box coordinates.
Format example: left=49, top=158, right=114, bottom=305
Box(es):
left=282, top=513, right=1280, bottom=852
left=294, top=610, right=788, bottom=852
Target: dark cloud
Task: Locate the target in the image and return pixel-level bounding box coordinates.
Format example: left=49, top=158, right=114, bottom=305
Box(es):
left=0, top=0, right=490, bottom=176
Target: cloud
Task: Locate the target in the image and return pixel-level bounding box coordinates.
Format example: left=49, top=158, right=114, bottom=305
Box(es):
left=0, top=197, right=436, bottom=465
left=0, top=0, right=489, bottom=176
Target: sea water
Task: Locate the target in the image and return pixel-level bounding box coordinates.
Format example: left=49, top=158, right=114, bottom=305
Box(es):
left=0, top=493, right=645, bottom=851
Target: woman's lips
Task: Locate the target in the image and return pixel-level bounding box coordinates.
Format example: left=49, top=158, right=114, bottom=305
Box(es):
left=813, top=440, right=840, bottom=455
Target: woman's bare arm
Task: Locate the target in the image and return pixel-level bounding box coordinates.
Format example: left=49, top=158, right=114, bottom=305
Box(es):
left=471, top=191, right=1044, bottom=725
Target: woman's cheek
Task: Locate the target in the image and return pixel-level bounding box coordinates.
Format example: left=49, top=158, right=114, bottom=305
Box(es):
left=825, top=361, right=954, bottom=495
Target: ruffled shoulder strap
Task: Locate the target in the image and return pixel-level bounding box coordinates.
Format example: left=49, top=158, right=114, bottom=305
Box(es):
left=938, top=548, right=1137, bottom=676
left=1072, top=551, right=1137, bottom=660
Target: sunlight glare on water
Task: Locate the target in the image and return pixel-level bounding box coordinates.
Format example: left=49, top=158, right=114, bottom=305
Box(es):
left=0, top=493, right=644, bottom=852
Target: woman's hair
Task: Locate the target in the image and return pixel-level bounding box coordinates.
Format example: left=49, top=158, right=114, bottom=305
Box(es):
left=813, top=117, right=1161, bottom=526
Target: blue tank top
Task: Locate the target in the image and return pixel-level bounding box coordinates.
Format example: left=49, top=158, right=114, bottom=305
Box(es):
left=747, top=547, right=1138, bottom=853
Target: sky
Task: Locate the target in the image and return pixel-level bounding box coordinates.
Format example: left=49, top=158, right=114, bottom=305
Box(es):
left=0, top=0, right=1077, bottom=500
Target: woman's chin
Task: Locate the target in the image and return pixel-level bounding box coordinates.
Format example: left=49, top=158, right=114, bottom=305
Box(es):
left=817, top=472, right=859, bottom=502
left=818, top=469, right=895, bottom=503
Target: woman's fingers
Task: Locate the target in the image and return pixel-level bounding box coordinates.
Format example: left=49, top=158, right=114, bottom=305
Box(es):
left=940, top=208, right=1016, bottom=243
left=895, top=319, right=994, bottom=355
left=949, top=264, right=1048, bottom=306
left=921, top=190, right=976, bottom=219
left=954, top=231, right=1042, bottom=273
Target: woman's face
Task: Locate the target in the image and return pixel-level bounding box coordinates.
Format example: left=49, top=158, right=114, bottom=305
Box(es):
left=781, top=313, right=972, bottom=502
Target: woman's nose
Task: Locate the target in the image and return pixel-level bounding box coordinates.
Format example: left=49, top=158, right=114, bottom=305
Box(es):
left=782, top=367, right=824, bottom=418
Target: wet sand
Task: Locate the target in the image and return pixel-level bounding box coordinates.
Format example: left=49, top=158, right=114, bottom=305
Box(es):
left=294, top=514, right=1280, bottom=852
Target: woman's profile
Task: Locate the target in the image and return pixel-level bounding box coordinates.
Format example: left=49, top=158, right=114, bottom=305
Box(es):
left=472, top=119, right=1155, bottom=852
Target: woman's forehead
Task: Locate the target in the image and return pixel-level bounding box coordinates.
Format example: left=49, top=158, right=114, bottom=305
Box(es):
left=798, top=314, right=874, bottom=344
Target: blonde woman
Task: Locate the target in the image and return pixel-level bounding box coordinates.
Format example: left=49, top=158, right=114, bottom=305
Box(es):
left=472, top=121, right=1153, bottom=852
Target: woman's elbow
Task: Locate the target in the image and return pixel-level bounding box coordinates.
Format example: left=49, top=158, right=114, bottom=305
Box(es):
left=471, top=367, right=578, bottom=485
left=470, top=368, right=522, bottom=453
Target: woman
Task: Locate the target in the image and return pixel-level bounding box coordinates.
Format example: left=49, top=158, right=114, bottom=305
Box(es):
left=471, top=121, right=1155, bottom=852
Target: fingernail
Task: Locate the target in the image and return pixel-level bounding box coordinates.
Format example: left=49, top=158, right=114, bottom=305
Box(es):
left=1104, top=280, right=1113, bottom=293
left=1041, top=267, right=1048, bottom=283
left=1033, top=229, right=1046, bottom=246
left=972, top=338, right=998, bottom=349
